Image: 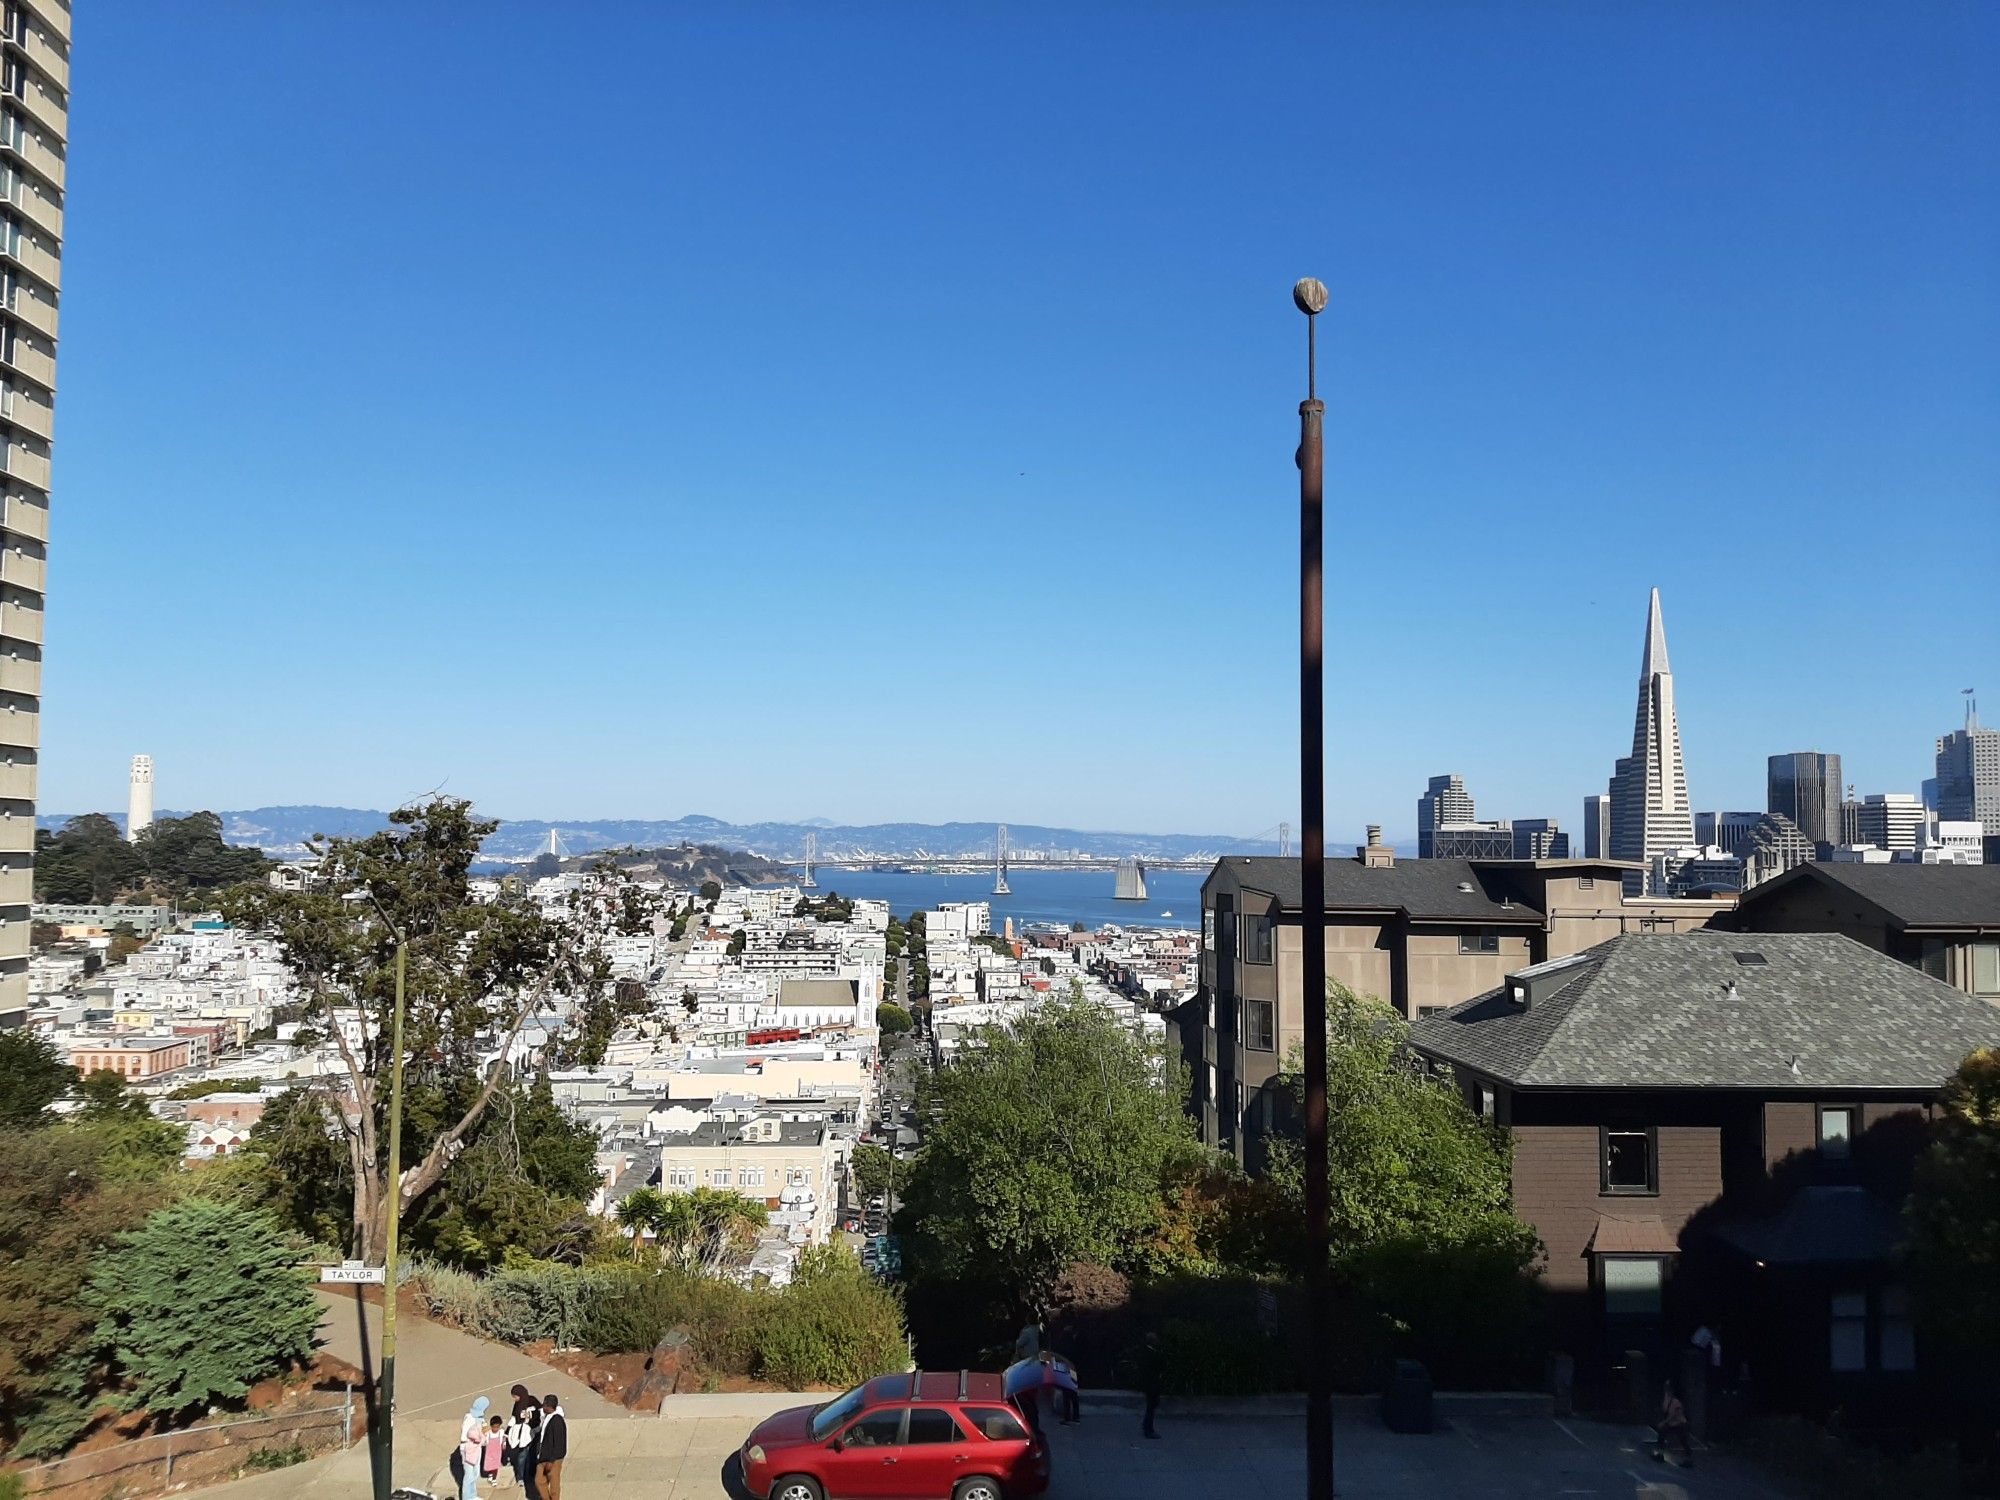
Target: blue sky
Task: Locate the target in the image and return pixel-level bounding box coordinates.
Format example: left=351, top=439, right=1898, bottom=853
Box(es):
left=42, top=2, right=1999, bottom=838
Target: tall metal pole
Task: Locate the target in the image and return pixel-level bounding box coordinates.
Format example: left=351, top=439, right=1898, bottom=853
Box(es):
left=1293, top=276, right=1334, bottom=1500
left=372, top=939, right=409, bottom=1500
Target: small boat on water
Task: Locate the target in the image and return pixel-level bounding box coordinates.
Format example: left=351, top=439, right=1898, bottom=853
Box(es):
left=1159, top=910, right=1173, bottom=918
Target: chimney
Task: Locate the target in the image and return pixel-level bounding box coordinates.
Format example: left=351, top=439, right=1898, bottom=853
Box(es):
left=1359, top=824, right=1394, bottom=868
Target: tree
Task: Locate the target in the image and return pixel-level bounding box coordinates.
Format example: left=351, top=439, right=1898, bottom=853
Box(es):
left=82, top=1199, right=318, bottom=1422
left=133, top=812, right=268, bottom=893
left=850, top=1144, right=894, bottom=1205
left=615, top=1186, right=669, bottom=1260
left=106, top=932, right=146, bottom=966
left=69, top=1073, right=185, bottom=1184
left=243, top=1087, right=353, bottom=1250
left=698, top=880, right=723, bottom=903
left=0, top=1031, right=73, bottom=1128
left=218, top=799, right=618, bottom=1260
left=726, top=928, right=747, bottom=957
left=0, top=1128, right=169, bottom=1450
left=30, top=920, right=62, bottom=948
left=32, top=815, right=146, bottom=904
left=897, top=993, right=1202, bottom=1309
left=876, top=1001, right=913, bottom=1036
left=1908, top=1048, right=2000, bottom=1379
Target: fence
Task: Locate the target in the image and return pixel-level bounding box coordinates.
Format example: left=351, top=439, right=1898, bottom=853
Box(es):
left=10, top=1390, right=359, bottom=1500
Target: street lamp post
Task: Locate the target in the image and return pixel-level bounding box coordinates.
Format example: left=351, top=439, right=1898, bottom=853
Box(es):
left=371, top=937, right=410, bottom=1500
left=1293, top=276, right=1334, bottom=1500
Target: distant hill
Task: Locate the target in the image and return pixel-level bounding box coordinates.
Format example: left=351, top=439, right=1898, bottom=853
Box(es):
left=37, top=806, right=1285, bottom=863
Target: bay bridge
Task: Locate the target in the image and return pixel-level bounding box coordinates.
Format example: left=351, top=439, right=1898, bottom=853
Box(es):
left=784, top=820, right=1291, bottom=889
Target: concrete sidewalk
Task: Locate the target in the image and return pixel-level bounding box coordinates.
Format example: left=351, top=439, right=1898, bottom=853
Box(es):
left=313, top=1289, right=628, bottom=1422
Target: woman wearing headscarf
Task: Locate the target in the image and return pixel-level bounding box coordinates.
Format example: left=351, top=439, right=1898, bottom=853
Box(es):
left=458, top=1396, right=491, bottom=1500
left=506, top=1384, right=541, bottom=1498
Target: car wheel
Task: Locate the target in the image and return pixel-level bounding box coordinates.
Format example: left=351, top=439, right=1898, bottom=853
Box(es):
left=953, top=1479, right=1004, bottom=1500
left=770, top=1476, right=823, bottom=1500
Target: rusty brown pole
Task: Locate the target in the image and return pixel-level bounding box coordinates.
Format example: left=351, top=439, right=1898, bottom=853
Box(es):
left=1293, top=275, right=1334, bottom=1500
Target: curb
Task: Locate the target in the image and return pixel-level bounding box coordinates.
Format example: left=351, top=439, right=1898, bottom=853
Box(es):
left=1073, top=1389, right=1555, bottom=1420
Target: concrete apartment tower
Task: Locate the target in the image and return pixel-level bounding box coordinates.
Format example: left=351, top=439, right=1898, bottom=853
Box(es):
left=128, top=755, right=153, bottom=840
left=0, top=0, right=67, bottom=1027
left=1607, top=588, right=1694, bottom=895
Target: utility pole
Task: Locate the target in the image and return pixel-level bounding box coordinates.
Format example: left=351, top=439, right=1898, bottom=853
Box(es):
left=1293, top=276, right=1334, bottom=1500
left=371, top=936, right=410, bottom=1500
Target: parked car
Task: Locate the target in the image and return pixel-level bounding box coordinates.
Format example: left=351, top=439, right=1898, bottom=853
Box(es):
left=740, top=1369, right=1048, bottom=1500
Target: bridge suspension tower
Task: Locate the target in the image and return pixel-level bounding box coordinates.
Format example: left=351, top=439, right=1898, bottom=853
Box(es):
left=993, top=824, right=1011, bottom=896
left=801, top=831, right=818, bottom=889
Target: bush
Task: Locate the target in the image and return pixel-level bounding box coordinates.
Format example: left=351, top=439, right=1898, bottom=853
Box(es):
left=241, top=1443, right=310, bottom=1472
left=409, top=1260, right=495, bottom=1333
left=749, top=1248, right=908, bottom=1389
left=1336, top=1234, right=1544, bottom=1390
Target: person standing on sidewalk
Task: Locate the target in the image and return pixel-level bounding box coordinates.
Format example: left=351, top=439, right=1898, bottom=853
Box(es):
left=457, top=1397, right=491, bottom=1500
left=535, top=1394, right=569, bottom=1500
left=507, top=1385, right=541, bottom=1497
left=1125, top=1333, right=1163, bottom=1440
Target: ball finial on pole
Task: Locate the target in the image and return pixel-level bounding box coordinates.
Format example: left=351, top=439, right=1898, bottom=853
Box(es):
left=1293, top=277, right=1329, bottom=316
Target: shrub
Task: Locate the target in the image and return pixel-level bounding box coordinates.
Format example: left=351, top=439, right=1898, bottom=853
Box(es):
left=750, top=1248, right=908, bottom=1389
left=1336, top=1233, right=1545, bottom=1390
left=241, top=1443, right=310, bottom=1472
left=484, top=1265, right=607, bottom=1349
left=409, top=1260, right=495, bottom=1334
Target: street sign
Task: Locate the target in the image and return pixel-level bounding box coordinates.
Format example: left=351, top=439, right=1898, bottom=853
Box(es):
left=320, top=1260, right=386, bottom=1284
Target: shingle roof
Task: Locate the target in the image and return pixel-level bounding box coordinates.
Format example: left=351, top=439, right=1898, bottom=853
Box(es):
left=1212, top=857, right=1545, bottom=923
left=1741, top=862, right=2000, bottom=930
left=1409, top=931, right=2000, bottom=1090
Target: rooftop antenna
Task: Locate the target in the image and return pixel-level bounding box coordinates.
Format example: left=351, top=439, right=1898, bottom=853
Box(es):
left=1965, top=686, right=1978, bottom=731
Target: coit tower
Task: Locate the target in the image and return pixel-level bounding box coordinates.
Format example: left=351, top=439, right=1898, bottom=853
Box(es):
left=128, top=755, right=154, bottom=841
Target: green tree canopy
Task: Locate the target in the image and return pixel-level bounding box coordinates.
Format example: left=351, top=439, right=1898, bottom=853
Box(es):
left=0, top=1031, right=74, bottom=1128
left=1908, top=1047, right=2000, bottom=1376
left=898, top=992, right=1202, bottom=1309
left=219, top=798, right=620, bottom=1259
left=83, top=1199, right=318, bottom=1423
left=32, top=815, right=146, bottom=904
left=875, top=1001, right=913, bottom=1036
left=849, top=1143, right=894, bottom=1205
left=134, top=812, right=269, bottom=893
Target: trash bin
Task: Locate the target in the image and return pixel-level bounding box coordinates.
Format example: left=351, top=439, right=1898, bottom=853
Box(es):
left=1381, top=1359, right=1433, bottom=1434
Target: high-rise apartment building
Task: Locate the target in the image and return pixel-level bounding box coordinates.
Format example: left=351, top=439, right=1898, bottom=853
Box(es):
left=1767, top=751, right=1843, bottom=849
left=1935, top=699, right=2000, bottom=838
left=1607, top=589, right=1695, bottom=895
left=0, top=0, right=64, bottom=1029
left=1416, top=774, right=1476, bottom=859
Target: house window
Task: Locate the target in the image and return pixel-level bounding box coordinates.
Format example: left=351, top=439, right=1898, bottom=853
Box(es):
left=710, top=1169, right=732, bottom=1188
left=786, top=1167, right=809, bottom=1186
left=1817, top=1106, right=1856, bottom=1162
left=1919, top=939, right=1950, bottom=983
left=1601, top=1256, right=1665, bottom=1318
left=1973, top=943, right=2000, bottom=1001
left=1601, top=1127, right=1656, bottom=1195
left=667, top=1167, right=693, bottom=1188
left=1476, top=1083, right=1496, bottom=1120
left=1879, top=1285, right=1916, bottom=1372
left=741, top=1168, right=764, bottom=1188
left=1243, top=999, right=1275, bottom=1051
left=1459, top=931, right=1500, bottom=955
left=1830, top=1291, right=1868, bottom=1372
left=1242, top=915, right=1273, bottom=965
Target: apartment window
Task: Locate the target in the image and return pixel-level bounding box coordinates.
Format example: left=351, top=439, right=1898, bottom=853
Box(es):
left=1601, top=1126, right=1656, bottom=1195
left=1829, top=1291, right=1868, bottom=1372
left=1601, top=1256, right=1666, bottom=1319
left=1459, top=931, right=1501, bottom=955
left=709, top=1169, right=732, bottom=1188
left=1973, top=943, right=2000, bottom=1001
left=1201, top=908, right=1214, bottom=950
left=0, top=214, right=18, bottom=257
left=1817, top=1105, right=1857, bottom=1162
left=1242, top=914, right=1273, bottom=965
left=1243, top=998, right=1274, bottom=1052
left=740, top=1168, right=764, bottom=1188
left=1, top=59, right=20, bottom=102
left=1476, top=1083, right=1496, bottom=1120
left=667, top=1167, right=693, bottom=1188
left=0, top=107, right=19, bottom=150
left=786, top=1167, right=809, bottom=1186
left=1879, top=1285, right=1916, bottom=1372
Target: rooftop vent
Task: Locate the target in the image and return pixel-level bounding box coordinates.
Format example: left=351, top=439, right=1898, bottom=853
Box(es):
left=1457, top=881, right=1475, bottom=893
left=1733, top=951, right=1768, bottom=966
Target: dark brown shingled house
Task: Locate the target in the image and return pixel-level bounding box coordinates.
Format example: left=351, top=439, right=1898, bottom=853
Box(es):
left=1409, top=930, right=2000, bottom=1416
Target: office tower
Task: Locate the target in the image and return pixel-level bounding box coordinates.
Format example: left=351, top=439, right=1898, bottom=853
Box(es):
left=1583, top=793, right=1610, bottom=860
left=1767, top=751, right=1843, bottom=848
left=1743, top=812, right=1813, bottom=886
left=1694, top=810, right=1762, bottom=859
left=1853, top=793, right=1926, bottom=853
left=1607, top=589, right=1695, bottom=895
left=1935, top=697, right=2000, bottom=837
left=1510, top=819, right=1569, bottom=859
left=0, top=1, right=66, bottom=1027
left=1416, top=774, right=1476, bottom=859
left=128, top=755, right=154, bottom=840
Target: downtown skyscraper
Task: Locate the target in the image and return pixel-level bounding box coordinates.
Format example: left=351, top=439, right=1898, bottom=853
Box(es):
left=0, top=0, right=64, bottom=1026
left=1607, top=589, right=1694, bottom=895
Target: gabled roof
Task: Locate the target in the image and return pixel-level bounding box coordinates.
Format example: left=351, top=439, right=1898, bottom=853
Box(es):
left=1208, top=857, right=1546, bottom=923
left=1409, top=931, right=2000, bottom=1090
left=1735, top=861, right=2000, bottom=932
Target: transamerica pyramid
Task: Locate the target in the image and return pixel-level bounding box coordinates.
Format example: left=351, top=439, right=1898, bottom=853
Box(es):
left=1607, top=588, right=1695, bottom=895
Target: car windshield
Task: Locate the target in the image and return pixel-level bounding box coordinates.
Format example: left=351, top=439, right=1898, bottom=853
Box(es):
left=808, top=1382, right=872, bottom=1442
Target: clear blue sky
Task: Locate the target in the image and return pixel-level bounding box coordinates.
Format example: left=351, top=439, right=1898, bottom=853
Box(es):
left=43, top=2, right=1999, bottom=839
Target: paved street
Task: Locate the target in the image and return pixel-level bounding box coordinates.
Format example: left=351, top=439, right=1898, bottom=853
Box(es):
left=186, top=1392, right=1802, bottom=1500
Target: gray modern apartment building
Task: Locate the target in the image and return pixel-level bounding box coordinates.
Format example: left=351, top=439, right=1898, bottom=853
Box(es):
left=0, top=0, right=63, bottom=1028
left=1767, top=751, right=1843, bottom=849
left=1607, top=589, right=1695, bottom=895
left=1416, top=774, right=1476, bottom=859
left=1935, top=701, right=2000, bottom=838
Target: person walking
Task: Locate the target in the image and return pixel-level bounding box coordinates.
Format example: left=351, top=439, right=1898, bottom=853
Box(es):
left=481, top=1415, right=506, bottom=1490
left=457, top=1397, right=492, bottom=1500
left=535, top=1394, right=568, bottom=1500
left=506, top=1385, right=541, bottom=1497
left=1653, top=1380, right=1695, bottom=1468
left=1130, top=1333, right=1162, bottom=1440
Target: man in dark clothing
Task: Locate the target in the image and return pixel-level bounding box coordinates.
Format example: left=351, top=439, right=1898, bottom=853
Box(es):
left=1134, top=1334, right=1162, bottom=1439
left=536, top=1395, right=568, bottom=1500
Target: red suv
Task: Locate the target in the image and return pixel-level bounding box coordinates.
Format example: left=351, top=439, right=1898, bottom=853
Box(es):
left=739, top=1370, right=1049, bottom=1500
